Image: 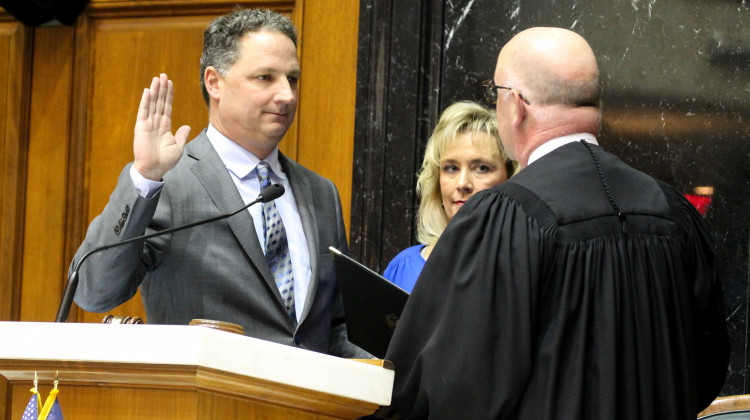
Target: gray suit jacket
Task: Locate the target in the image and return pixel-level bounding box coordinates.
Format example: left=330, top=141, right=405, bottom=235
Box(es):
left=73, top=130, right=368, bottom=358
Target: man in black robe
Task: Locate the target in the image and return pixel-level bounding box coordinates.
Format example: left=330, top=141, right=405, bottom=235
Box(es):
left=384, top=27, right=729, bottom=419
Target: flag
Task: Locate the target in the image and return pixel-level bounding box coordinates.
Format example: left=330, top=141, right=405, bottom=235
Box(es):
left=20, top=386, right=39, bottom=420
left=39, top=382, right=64, bottom=420
left=21, top=372, right=64, bottom=420
left=44, top=400, right=63, bottom=420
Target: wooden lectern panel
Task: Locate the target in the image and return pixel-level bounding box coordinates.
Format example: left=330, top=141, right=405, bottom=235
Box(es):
left=5, top=367, right=375, bottom=419
left=0, top=322, right=393, bottom=419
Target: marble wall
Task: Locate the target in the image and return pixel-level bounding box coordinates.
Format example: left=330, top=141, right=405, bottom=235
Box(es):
left=352, top=0, right=750, bottom=395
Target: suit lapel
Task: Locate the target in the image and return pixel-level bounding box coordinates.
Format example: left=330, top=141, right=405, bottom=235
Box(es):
left=280, top=154, right=319, bottom=324
left=186, top=133, right=278, bottom=293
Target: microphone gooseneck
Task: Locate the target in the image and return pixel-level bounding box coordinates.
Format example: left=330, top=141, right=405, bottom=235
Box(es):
left=54, top=183, right=286, bottom=323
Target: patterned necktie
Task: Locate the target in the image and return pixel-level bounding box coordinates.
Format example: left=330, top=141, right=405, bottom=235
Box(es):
left=256, top=161, right=296, bottom=322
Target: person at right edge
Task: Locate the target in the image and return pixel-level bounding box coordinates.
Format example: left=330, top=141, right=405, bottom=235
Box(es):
left=383, top=27, right=730, bottom=419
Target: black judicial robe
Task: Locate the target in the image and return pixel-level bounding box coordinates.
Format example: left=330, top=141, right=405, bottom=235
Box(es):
left=385, top=141, right=729, bottom=420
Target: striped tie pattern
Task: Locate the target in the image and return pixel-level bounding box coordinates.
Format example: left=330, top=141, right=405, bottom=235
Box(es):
left=256, top=161, right=296, bottom=322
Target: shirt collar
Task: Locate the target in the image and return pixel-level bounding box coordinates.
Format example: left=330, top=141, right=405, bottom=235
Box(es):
left=206, top=124, right=285, bottom=181
left=527, top=133, right=599, bottom=166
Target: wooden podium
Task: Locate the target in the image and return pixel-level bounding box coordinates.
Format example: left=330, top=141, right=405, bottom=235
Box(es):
left=0, top=322, right=394, bottom=419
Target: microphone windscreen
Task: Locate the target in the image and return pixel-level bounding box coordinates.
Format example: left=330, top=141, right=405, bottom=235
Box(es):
left=260, top=184, right=285, bottom=202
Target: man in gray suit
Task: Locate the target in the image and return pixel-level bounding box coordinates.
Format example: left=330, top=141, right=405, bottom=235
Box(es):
left=71, top=8, right=368, bottom=358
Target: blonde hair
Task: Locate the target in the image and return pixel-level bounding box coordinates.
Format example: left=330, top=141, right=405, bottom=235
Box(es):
left=416, top=101, right=517, bottom=246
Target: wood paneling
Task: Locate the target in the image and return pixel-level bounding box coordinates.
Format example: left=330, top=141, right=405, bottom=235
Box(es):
left=0, top=20, right=31, bottom=322
left=9, top=383, right=197, bottom=420
left=297, top=1, right=359, bottom=234
left=21, top=26, right=76, bottom=322
left=7, top=382, right=357, bottom=419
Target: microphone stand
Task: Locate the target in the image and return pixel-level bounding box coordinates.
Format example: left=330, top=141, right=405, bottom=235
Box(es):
left=54, top=183, right=285, bottom=323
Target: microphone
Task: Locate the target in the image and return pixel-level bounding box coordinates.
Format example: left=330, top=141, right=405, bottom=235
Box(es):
left=54, top=183, right=285, bottom=323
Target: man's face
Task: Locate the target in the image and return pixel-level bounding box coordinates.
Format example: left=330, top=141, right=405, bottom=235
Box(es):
left=210, top=30, right=300, bottom=158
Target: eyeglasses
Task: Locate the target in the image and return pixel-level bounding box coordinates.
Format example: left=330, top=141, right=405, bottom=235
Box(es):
left=482, top=79, right=531, bottom=105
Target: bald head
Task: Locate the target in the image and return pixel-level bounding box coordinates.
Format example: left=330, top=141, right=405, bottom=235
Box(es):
left=495, top=27, right=600, bottom=108
left=492, top=27, right=602, bottom=167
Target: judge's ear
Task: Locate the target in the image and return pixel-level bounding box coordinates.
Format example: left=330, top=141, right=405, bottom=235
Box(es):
left=204, top=66, right=224, bottom=102
left=511, top=91, right=527, bottom=126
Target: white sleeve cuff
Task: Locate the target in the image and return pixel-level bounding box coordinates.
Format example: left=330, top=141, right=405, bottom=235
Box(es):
left=129, top=166, right=163, bottom=198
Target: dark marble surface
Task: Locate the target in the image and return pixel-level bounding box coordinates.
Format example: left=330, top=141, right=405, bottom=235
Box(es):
left=353, top=0, right=749, bottom=396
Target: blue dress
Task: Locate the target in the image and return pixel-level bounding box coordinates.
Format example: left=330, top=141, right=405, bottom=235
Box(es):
left=383, top=245, right=426, bottom=293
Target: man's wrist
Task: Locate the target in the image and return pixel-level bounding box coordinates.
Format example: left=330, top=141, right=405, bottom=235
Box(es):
left=130, top=165, right=163, bottom=198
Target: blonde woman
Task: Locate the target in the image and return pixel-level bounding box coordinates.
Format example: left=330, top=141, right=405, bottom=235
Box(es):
left=383, top=101, right=517, bottom=292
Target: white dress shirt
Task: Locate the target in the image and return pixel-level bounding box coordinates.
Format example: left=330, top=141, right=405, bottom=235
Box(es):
left=527, top=132, right=599, bottom=166
left=130, top=124, right=312, bottom=322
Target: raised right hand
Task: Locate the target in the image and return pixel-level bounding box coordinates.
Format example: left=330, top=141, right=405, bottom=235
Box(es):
left=133, top=73, right=191, bottom=181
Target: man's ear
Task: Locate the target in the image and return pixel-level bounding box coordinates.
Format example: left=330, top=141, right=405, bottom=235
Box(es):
left=204, top=66, right=223, bottom=102
left=511, top=91, right=527, bottom=126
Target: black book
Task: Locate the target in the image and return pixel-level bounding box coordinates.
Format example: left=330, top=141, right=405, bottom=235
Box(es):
left=329, top=246, right=410, bottom=359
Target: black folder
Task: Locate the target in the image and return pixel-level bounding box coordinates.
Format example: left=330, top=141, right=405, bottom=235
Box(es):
left=329, top=246, right=410, bottom=358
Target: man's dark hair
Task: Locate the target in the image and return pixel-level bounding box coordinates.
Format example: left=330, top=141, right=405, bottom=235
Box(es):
left=199, top=8, right=298, bottom=105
